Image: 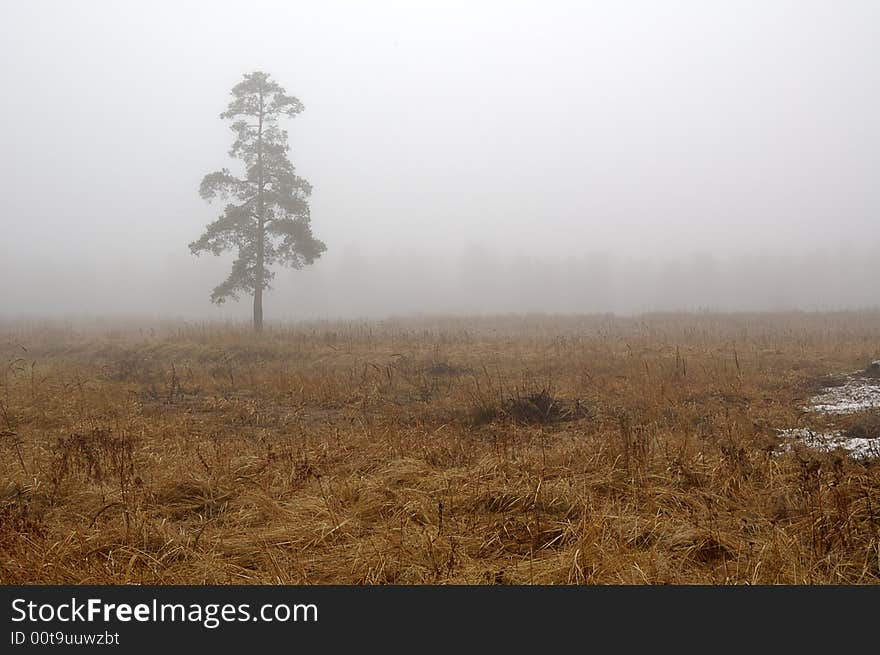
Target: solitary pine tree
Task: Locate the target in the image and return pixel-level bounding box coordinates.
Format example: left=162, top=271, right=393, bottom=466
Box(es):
left=190, top=71, right=326, bottom=330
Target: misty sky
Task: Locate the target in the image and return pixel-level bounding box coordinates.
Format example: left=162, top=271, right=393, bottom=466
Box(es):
left=1, top=1, right=878, bottom=319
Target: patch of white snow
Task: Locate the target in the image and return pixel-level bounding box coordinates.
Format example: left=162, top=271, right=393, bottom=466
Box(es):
left=808, top=380, right=880, bottom=414
left=777, top=428, right=879, bottom=460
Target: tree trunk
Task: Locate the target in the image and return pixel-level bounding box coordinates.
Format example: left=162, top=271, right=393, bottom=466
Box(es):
left=253, top=291, right=263, bottom=331
left=254, top=86, right=265, bottom=332
left=253, top=258, right=263, bottom=331
left=254, top=215, right=264, bottom=331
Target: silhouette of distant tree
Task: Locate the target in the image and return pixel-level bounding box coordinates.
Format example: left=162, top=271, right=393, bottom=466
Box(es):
left=190, top=71, right=325, bottom=330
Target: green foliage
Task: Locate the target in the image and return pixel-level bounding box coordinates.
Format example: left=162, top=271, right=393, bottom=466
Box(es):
left=190, top=71, right=326, bottom=306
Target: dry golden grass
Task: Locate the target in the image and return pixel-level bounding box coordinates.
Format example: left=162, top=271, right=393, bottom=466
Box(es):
left=1, top=312, right=879, bottom=584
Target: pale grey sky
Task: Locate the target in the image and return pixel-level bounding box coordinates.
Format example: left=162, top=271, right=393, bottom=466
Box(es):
left=1, top=1, right=878, bottom=318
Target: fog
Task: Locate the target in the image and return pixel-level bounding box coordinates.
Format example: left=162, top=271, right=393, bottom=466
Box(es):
left=1, top=0, right=878, bottom=320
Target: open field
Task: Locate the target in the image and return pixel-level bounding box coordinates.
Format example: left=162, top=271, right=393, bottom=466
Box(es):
left=1, top=312, right=879, bottom=584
